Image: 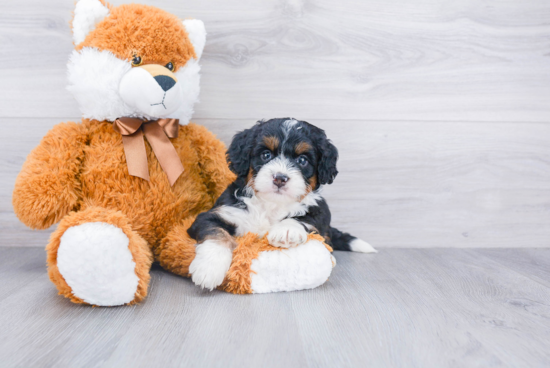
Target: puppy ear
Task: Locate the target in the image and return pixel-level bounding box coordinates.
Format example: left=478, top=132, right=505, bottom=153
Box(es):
left=317, top=138, right=339, bottom=185
left=182, top=19, right=206, bottom=60
left=72, top=0, right=110, bottom=45
left=227, top=127, right=256, bottom=177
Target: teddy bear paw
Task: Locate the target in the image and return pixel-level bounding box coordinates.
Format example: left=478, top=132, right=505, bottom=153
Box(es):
left=189, top=240, right=233, bottom=291
left=267, top=219, right=308, bottom=248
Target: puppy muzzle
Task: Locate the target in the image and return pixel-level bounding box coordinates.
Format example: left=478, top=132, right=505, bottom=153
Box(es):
left=273, top=173, right=289, bottom=188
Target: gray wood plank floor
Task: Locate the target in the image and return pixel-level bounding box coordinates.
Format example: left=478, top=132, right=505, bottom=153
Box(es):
left=0, top=247, right=549, bottom=368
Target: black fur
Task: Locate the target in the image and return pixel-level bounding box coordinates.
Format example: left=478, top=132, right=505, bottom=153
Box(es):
left=189, top=118, right=360, bottom=252
left=187, top=211, right=236, bottom=242
left=294, top=198, right=358, bottom=251
left=187, top=179, right=248, bottom=243
left=227, top=128, right=258, bottom=178
left=316, top=137, right=339, bottom=185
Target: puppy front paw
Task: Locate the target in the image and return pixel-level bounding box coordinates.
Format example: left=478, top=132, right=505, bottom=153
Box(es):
left=267, top=219, right=308, bottom=248
left=189, top=240, right=233, bottom=291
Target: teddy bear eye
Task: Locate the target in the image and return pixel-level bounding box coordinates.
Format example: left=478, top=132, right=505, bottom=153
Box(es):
left=165, top=62, right=174, bottom=71
left=131, top=55, right=142, bottom=66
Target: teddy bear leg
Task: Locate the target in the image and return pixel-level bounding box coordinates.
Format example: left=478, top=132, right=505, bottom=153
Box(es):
left=46, top=207, right=153, bottom=306
left=249, top=239, right=335, bottom=294
left=154, top=217, right=197, bottom=278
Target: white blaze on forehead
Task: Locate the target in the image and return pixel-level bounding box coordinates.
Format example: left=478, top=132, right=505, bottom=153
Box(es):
left=282, top=119, right=298, bottom=138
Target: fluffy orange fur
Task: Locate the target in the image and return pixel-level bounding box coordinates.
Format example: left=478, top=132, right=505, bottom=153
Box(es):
left=157, top=226, right=333, bottom=295
left=13, top=119, right=235, bottom=305
left=76, top=3, right=196, bottom=70
left=13, top=2, right=232, bottom=306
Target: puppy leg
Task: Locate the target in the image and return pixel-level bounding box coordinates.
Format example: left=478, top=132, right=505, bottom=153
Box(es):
left=189, top=230, right=236, bottom=290
left=267, top=218, right=308, bottom=248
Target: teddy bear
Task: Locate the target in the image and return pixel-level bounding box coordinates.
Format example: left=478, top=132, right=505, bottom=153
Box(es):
left=12, top=0, right=335, bottom=306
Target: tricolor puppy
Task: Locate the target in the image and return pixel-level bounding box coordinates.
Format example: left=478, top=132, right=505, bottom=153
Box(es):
left=188, top=118, right=376, bottom=290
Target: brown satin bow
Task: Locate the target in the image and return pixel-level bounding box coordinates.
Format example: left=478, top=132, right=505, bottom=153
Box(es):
left=113, top=117, right=184, bottom=186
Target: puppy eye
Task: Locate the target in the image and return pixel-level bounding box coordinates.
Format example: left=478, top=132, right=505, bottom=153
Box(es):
left=296, top=156, right=308, bottom=167
left=165, top=62, right=175, bottom=71
left=131, top=55, right=142, bottom=66
left=261, top=150, right=272, bottom=161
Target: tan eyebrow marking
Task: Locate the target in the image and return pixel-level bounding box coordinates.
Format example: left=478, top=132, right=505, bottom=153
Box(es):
left=295, top=141, right=312, bottom=155
left=263, top=136, right=279, bottom=151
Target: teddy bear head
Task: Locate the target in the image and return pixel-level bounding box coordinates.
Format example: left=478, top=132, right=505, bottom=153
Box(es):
left=67, top=0, right=206, bottom=124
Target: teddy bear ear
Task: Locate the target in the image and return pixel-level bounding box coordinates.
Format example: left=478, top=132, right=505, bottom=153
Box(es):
left=72, top=0, right=110, bottom=46
left=182, top=19, right=206, bottom=60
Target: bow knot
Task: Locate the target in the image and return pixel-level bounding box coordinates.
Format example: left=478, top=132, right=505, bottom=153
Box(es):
left=113, top=117, right=184, bottom=186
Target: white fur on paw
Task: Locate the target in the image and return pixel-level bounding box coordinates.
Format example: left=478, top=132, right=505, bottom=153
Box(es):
left=267, top=219, right=308, bottom=248
left=57, top=222, right=139, bottom=306
left=350, top=239, right=377, bottom=253
left=189, top=240, right=233, bottom=291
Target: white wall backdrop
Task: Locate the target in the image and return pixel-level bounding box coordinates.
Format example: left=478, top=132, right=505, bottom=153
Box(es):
left=1, top=0, right=549, bottom=247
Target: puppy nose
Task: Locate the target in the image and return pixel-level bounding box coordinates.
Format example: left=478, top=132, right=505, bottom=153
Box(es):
left=154, top=75, right=176, bottom=91
left=273, top=173, right=289, bottom=188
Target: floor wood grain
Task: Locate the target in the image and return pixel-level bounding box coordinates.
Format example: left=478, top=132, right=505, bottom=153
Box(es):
left=0, top=247, right=549, bottom=368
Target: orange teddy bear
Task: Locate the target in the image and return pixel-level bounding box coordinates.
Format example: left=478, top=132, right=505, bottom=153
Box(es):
left=12, top=0, right=335, bottom=306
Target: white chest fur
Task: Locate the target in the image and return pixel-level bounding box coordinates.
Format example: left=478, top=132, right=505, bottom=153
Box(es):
left=216, top=191, right=321, bottom=237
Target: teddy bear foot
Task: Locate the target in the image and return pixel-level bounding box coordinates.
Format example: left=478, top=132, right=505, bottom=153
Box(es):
left=249, top=239, right=334, bottom=294
left=56, top=223, right=140, bottom=306
left=47, top=207, right=153, bottom=306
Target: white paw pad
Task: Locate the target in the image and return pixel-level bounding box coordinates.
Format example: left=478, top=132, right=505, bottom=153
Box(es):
left=57, top=222, right=139, bottom=306
left=267, top=219, right=308, bottom=248
left=250, top=240, right=333, bottom=293
left=189, top=240, right=233, bottom=291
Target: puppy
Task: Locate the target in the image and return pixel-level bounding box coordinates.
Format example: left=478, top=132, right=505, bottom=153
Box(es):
left=188, top=118, right=376, bottom=290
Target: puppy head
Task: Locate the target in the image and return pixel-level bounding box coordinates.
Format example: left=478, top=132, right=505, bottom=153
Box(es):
left=67, top=0, right=206, bottom=123
left=227, top=118, right=338, bottom=203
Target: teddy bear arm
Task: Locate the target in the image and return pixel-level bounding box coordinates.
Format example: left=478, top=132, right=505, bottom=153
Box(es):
left=221, top=233, right=335, bottom=294
left=186, top=123, right=236, bottom=203
left=12, top=122, right=88, bottom=230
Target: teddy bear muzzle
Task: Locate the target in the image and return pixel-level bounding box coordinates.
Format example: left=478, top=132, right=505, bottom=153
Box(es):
left=119, top=64, right=184, bottom=118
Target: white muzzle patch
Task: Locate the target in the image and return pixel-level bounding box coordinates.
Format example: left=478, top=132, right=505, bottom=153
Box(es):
left=119, top=67, right=184, bottom=118
left=254, top=156, right=307, bottom=202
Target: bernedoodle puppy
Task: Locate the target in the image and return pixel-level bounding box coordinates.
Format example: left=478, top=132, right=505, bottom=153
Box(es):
left=188, top=118, right=376, bottom=290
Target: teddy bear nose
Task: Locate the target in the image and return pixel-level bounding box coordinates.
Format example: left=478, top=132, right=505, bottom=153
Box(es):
left=154, top=75, right=176, bottom=91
